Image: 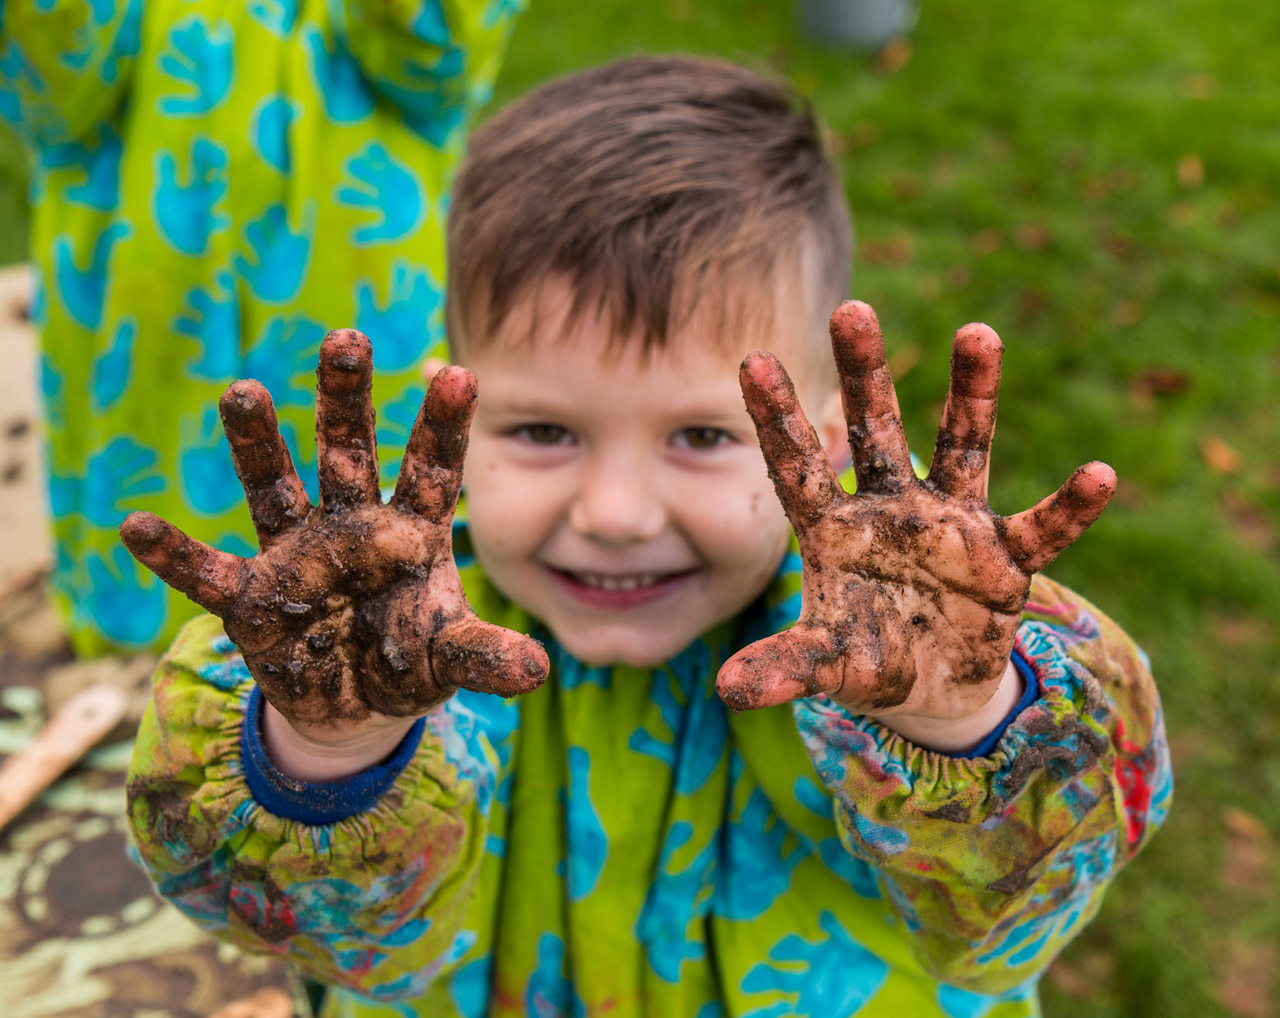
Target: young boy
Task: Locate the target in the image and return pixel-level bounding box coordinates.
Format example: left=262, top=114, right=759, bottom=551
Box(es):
left=122, top=56, right=1171, bottom=1018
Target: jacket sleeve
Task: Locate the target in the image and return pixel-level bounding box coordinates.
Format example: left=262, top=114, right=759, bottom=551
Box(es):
left=325, top=0, right=524, bottom=146
left=0, top=0, right=141, bottom=145
left=793, top=574, right=1173, bottom=994
left=126, top=613, right=502, bottom=1002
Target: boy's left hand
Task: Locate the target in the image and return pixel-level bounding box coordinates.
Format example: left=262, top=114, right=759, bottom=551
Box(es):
left=717, top=301, right=1116, bottom=750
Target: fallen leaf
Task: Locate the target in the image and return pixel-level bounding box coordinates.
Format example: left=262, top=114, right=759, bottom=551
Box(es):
left=828, top=122, right=880, bottom=155
left=945, top=264, right=971, bottom=290
left=665, top=0, right=691, bottom=20
left=1135, top=367, right=1192, bottom=396
left=1177, top=152, right=1205, bottom=189
left=890, top=175, right=920, bottom=200
left=1181, top=73, right=1218, bottom=100
left=915, top=274, right=942, bottom=300
left=1017, top=288, right=1048, bottom=322
left=1168, top=201, right=1197, bottom=226
left=1015, top=223, right=1050, bottom=250
left=860, top=231, right=914, bottom=266
left=1201, top=436, right=1242, bottom=474
left=876, top=38, right=912, bottom=74
left=1213, top=617, right=1272, bottom=648
left=1221, top=808, right=1271, bottom=894
left=971, top=228, right=1002, bottom=254
left=1048, top=951, right=1114, bottom=999
left=1113, top=300, right=1143, bottom=326
left=1219, top=490, right=1277, bottom=552
left=1216, top=937, right=1275, bottom=1018
left=1107, top=166, right=1141, bottom=193
left=1082, top=175, right=1108, bottom=200
left=1104, top=233, right=1135, bottom=259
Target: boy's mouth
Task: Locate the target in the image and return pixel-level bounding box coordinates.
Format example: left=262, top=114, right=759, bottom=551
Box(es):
left=546, top=567, right=696, bottom=608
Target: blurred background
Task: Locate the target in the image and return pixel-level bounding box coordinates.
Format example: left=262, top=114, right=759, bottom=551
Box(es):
left=1, top=0, right=1277, bottom=1016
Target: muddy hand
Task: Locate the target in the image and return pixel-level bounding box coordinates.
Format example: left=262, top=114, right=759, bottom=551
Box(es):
left=717, top=301, right=1115, bottom=723
left=120, top=330, right=548, bottom=733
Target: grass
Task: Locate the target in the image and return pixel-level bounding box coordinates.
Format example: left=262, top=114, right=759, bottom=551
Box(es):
left=2, top=1, right=1277, bottom=1014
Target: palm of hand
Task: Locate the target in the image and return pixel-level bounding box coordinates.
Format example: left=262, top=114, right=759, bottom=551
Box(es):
left=121, top=330, right=548, bottom=734
left=719, top=302, right=1116, bottom=724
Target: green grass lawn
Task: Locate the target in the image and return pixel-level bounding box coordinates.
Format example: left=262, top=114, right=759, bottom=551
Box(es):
left=2, top=1, right=1277, bottom=1014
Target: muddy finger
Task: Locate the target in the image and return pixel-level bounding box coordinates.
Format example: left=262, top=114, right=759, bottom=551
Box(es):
left=316, top=329, right=381, bottom=510
left=927, top=323, right=1003, bottom=502
left=740, top=353, right=844, bottom=529
left=219, top=381, right=312, bottom=548
left=999, top=461, right=1117, bottom=573
left=391, top=366, right=478, bottom=521
left=120, top=511, right=247, bottom=616
left=716, top=626, right=843, bottom=713
left=431, top=616, right=549, bottom=698
left=829, top=301, right=916, bottom=495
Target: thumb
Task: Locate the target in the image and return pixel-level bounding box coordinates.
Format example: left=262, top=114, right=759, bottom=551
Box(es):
left=432, top=616, right=549, bottom=699
left=716, top=625, right=843, bottom=713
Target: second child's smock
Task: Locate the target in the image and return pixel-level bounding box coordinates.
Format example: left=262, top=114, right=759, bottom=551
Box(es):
left=0, top=0, right=517, bottom=655
left=127, top=524, right=1172, bottom=1018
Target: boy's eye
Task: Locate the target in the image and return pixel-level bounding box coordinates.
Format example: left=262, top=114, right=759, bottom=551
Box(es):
left=513, top=423, right=573, bottom=445
left=674, top=427, right=732, bottom=450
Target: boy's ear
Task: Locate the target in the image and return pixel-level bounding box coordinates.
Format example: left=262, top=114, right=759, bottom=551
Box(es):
left=814, top=388, right=851, bottom=472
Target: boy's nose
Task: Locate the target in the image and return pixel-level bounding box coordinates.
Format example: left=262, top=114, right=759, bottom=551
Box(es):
left=568, top=457, right=667, bottom=546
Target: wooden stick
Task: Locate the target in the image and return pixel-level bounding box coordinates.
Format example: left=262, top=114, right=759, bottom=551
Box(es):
left=0, top=682, right=130, bottom=833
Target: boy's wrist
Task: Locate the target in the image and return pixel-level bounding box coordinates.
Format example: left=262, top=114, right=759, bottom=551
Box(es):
left=261, top=699, right=419, bottom=782
left=872, top=657, right=1025, bottom=755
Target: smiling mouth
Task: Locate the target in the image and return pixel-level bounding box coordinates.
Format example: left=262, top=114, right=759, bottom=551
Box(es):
left=547, top=567, right=697, bottom=605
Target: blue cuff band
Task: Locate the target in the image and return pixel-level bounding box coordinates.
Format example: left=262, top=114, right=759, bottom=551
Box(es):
left=940, top=650, right=1040, bottom=759
left=241, top=684, right=426, bottom=825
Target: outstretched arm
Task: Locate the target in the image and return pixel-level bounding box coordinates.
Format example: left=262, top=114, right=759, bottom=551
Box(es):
left=722, top=302, right=1170, bottom=991
left=124, top=330, right=546, bottom=995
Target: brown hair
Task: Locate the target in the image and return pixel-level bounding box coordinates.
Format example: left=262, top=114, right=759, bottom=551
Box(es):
left=446, top=54, right=852, bottom=358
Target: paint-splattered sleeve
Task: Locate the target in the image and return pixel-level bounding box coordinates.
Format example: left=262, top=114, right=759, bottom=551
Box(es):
left=793, top=574, right=1173, bottom=994
left=0, top=0, right=141, bottom=145
left=126, top=613, right=500, bottom=1002
left=328, top=0, right=523, bottom=145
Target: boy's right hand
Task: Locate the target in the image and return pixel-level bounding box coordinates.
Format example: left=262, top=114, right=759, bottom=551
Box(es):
left=120, top=330, right=549, bottom=750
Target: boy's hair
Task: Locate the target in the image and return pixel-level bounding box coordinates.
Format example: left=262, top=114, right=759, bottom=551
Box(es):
left=446, top=54, right=852, bottom=357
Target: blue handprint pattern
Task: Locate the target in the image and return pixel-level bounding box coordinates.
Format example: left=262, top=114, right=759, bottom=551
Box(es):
left=250, top=94, right=296, bottom=174
left=180, top=406, right=241, bottom=517
left=82, top=546, right=167, bottom=646
left=235, top=203, right=315, bottom=303
left=336, top=141, right=424, bottom=245
left=526, top=934, right=585, bottom=1018
left=153, top=136, right=230, bottom=254
left=242, top=314, right=325, bottom=408
left=158, top=17, right=234, bottom=116
left=53, top=222, right=129, bottom=329
left=560, top=746, right=608, bottom=902
left=741, top=912, right=890, bottom=1017
left=83, top=436, right=165, bottom=527
left=636, top=820, right=717, bottom=982
left=303, top=24, right=375, bottom=124
left=628, top=638, right=728, bottom=795
left=91, top=316, right=135, bottom=411
left=354, top=259, right=444, bottom=371
left=175, top=270, right=240, bottom=381
left=714, top=788, right=808, bottom=921
left=247, top=0, right=298, bottom=37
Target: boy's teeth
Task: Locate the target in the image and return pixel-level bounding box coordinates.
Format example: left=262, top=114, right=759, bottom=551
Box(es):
left=577, top=572, right=661, bottom=591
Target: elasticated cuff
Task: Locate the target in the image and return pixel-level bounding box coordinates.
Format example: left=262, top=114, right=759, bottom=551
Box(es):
left=939, top=650, right=1040, bottom=759
left=240, top=685, right=426, bottom=825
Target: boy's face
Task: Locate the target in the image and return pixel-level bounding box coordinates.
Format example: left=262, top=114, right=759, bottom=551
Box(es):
left=458, top=279, right=846, bottom=668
